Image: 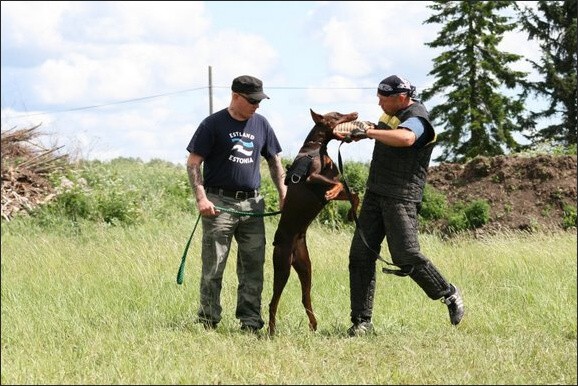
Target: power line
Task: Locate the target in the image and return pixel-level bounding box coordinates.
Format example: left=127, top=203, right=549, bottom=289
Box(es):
left=10, top=85, right=208, bottom=118
left=9, top=84, right=377, bottom=119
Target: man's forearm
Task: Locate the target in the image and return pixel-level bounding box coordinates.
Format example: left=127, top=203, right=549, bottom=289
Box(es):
left=187, top=163, right=206, bottom=202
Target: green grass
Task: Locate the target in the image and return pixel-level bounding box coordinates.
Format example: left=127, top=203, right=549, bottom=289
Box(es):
left=1, top=217, right=576, bottom=384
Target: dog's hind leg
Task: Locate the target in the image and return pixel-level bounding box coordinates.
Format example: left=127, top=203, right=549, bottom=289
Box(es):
left=291, top=234, right=318, bottom=332
left=268, top=234, right=294, bottom=336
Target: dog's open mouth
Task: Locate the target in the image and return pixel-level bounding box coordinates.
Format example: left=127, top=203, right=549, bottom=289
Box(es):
left=333, top=121, right=373, bottom=135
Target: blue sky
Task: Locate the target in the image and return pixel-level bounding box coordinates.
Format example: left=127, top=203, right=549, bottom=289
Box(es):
left=1, top=1, right=540, bottom=165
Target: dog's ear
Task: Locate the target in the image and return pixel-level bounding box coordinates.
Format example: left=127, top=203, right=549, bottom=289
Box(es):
left=310, top=109, right=323, bottom=124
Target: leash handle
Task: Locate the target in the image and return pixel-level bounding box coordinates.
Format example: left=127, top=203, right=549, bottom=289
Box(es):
left=337, top=141, right=410, bottom=276
left=176, top=214, right=201, bottom=285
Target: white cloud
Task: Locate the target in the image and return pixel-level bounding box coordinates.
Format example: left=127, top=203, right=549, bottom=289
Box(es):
left=0, top=1, right=72, bottom=52
left=1, top=1, right=548, bottom=166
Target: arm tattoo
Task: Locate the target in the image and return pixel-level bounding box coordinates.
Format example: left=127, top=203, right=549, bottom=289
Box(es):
left=267, top=155, right=286, bottom=192
left=187, top=163, right=204, bottom=199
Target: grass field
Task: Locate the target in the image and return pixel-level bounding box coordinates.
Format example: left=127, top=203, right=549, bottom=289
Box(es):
left=1, top=217, right=576, bottom=385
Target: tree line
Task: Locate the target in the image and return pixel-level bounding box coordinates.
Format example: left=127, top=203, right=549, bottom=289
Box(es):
left=420, top=0, right=576, bottom=163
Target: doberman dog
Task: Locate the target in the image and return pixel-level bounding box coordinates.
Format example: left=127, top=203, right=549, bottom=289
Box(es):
left=267, top=109, right=360, bottom=336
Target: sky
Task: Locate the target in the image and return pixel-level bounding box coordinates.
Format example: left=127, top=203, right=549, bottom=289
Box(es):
left=1, top=1, right=542, bottom=166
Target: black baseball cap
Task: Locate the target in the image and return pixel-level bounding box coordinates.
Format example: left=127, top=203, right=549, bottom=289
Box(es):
left=377, top=75, right=415, bottom=97
left=231, top=75, right=270, bottom=100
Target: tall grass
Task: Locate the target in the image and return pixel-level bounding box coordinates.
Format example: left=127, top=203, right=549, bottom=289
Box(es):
left=1, top=216, right=576, bottom=385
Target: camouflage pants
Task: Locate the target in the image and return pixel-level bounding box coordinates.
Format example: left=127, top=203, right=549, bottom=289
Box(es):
left=197, top=193, right=266, bottom=329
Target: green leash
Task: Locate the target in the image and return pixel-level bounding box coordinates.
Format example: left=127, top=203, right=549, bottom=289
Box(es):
left=176, top=214, right=201, bottom=285
left=213, top=205, right=282, bottom=217
left=176, top=205, right=282, bottom=285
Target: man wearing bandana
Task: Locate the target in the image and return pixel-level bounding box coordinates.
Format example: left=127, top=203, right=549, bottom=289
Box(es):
left=344, top=75, right=465, bottom=336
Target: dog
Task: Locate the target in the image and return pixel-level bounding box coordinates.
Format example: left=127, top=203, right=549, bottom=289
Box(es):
left=267, top=109, right=360, bottom=335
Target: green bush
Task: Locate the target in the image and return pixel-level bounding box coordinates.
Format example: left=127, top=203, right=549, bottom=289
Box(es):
left=445, top=199, right=491, bottom=234
left=259, top=177, right=281, bottom=215
left=17, top=157, right=573, bottom=238
left=315, top=161, right=368, bottom=229
left=29, top=159, right=196, bottom=228
left=447, top=211, right=470, bottom=233
left=50, top=179, right=93, bottom=221
left=341, top=161, right=369, bottom=196
left=562, top=204, right=577, bottom=229
left=464, top=199, right=491, bottom=228
left=420, top=185, right=449, bottom=221
left=37, top=164, right=143, bottom=226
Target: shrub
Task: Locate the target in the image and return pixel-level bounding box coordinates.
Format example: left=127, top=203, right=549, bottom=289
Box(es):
left=341, top=161, right=369, bottom=196
left=445, top=199, right=491, bottom=234
left=447, top=211, right=470, bottom=233
left=464, top=199, right=491, bottom=228
left=562, top=204, right=577, bottom=230
left=420, top=185, right=448, bottom=221
left=37, top=164, right=143, bottom=226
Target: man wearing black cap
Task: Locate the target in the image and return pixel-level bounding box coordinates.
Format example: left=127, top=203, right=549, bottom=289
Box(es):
left=186, top=75, right=287, bottom=333
left=344, top=75, right=465, bottom=336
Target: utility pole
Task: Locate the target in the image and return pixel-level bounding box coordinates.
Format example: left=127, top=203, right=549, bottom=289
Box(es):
left=208, top=65, right=213, bottom=115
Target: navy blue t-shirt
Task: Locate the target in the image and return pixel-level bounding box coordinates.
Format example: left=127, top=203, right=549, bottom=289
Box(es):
left=186, top=108, right=282, bottom=191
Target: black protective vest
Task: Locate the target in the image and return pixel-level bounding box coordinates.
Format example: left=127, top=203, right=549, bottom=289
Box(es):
left=366, top=101, right=436, bottom=202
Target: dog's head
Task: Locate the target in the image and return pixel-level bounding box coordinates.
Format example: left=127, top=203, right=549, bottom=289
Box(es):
left=310, top=109, right=358, bottom=129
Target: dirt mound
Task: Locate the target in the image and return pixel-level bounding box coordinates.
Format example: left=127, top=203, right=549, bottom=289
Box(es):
left=427, top=154, right=577, bottom=233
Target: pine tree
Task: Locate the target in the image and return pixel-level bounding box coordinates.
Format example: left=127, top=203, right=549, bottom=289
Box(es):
left=421, top=1, right=531, bottom=163
left=518, top=0, right=577, bottom=148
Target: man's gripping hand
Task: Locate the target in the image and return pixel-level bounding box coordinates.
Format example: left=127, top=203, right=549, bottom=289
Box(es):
left=346, top=121, right=374, bottom=142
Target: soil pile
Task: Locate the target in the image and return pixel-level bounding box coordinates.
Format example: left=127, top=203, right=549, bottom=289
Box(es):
left=427, top=154, right=577, bottom=233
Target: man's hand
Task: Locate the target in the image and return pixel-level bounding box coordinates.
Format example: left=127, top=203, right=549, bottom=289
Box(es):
left=349, top=127, right=367, bottom=140
left=346, top=121, right=374, bottom=142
